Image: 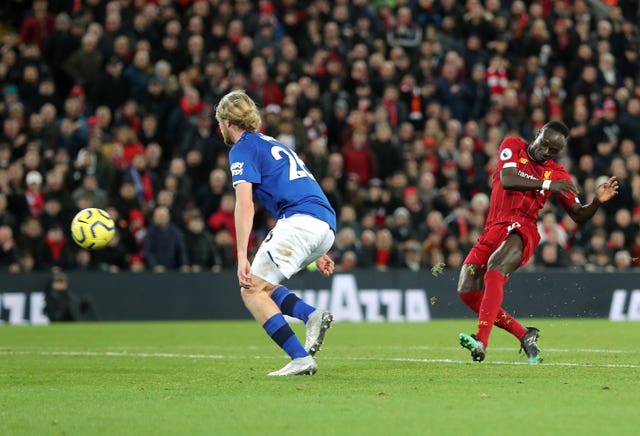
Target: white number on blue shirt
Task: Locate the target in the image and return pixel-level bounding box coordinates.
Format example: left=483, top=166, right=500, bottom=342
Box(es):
left=270, top=145, right=315, bottom=181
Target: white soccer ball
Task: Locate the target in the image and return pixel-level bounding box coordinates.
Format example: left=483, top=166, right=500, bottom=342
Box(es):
left=70, top=208, right=116, bottom=250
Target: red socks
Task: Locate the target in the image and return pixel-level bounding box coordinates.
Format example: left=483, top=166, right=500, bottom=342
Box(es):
left=495, top=309, right=528, bottom=340
left=459, top=289, right=484, bottom=313
left=459, top=289, right=528, bottom=341
left=476, top=270, right=506, bottom=347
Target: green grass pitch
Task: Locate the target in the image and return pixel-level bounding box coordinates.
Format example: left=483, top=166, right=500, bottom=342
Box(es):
left=1, top=320, right=639, bottom=435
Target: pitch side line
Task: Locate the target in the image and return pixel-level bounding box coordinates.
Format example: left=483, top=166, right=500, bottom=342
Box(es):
left=1, top=350, right=638, bottom=369
left=406, top=346, right=631, bottom=353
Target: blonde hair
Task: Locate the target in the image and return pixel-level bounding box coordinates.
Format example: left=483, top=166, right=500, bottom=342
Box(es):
left=215, top=90, right=262, bottom=133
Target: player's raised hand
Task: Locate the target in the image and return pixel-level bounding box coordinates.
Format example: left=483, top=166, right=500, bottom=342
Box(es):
left=550, top=180, right=579, bottom=199
left=595, top=176, right=619, bottom=203
left=315, top=254, right=335, bottom=276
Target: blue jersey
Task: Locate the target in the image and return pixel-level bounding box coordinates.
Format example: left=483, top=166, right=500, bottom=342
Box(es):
left=229, top=132, right=337, bottom=232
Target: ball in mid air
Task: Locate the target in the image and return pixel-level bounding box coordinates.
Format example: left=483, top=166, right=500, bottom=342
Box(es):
left=70, top=208, right=116, bottom=250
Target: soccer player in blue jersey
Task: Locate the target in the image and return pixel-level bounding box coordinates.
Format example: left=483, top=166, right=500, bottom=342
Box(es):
left=216, top=90, right=336, bottom=376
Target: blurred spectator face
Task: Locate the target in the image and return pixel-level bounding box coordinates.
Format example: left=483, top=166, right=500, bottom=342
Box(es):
left=163, top=174, right=179, bottom=193
left=169, top=157, right=186, bottom=176
left=339, top=205, right=357, bottom=224
left=23, top=65, right=39, bottom=84
left=220, top=194, right=235, bottom=213
left=339, top=251, right=357, bottom=271
left=187, top=15, right=204, bottom=35
left=209, top=168, right=227, bottom=191
left=28, top=113, right=44, bottom=134
left=76, top=249, right=91, bottom=268
left=47, top=226, right=65, bottom=243
left=63, top=97, right=82, bottom=118
left=360, top=229, right=376, bottom=247
left=187, top=215, right=205, bottom=233
left=470, top=192, right=489, bottom=215
left=23, top=153, right=40, bottom=178
left=141, top=116, right=157, bottom=135
left=19, top=253, right=35, bottom=272
left=119, top=181, right=136, bottom=200
left=132, top=152, right=146, bottom=170
left=22, top=217, right=43, bottom=238
left=0, top=145, right=11, bottom=165
left=113, top=35, right=130, bottom=57
left=107, top=58, right=123, bottom=77
left=351, top=129, right=367, bottom=149
left=133, top=49, right=150, bottom=69
left=592, top=251, right=610, bottom=267
left=156, top=190, right=174, bottom=208
left=95, top=106, right=112, bottom=128
left=3, top=119, right=20, bottom=139
left=188, top=34, right=204, bottom=55
left=609, top=230, right=626, bottom=249
left=625, top=154, right=639, bottom=174
left=44, top=198, right=62, bottom=216
left=235, top=0, right=251, bottom=15
left=76, top=193, right=93, bottom=209
left=614, top=251, right=632, bottom=269
left=145, top=143, right=162, bottom=167
left=81, top=33, right=98, bottom=52
left=0, top=225, right=13, bottom=244
left=320, top=176, right=336, bottom=193
left=581, top=65, right=597, bottom=83
left=540, top=243, right=560, bottom=265
left=83, top=174, right=98, bottom=191
left=165, top=18, right=181, bottom=36
left=228, top=19, right=244, bottom=40
left=336, top=228, right=356, bottom=249
left=39, top=103, right=57, bottom=124
left=447, top=251, right=464, bottom=268
left=375, top=228, right=393, bottom=250
left=153, top=207, right=171, bottom=228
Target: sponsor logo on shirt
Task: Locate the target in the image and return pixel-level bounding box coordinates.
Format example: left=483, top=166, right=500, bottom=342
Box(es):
left=230, top=162, right=244, bottom=176
left=517, top=170, right=538, bottom=180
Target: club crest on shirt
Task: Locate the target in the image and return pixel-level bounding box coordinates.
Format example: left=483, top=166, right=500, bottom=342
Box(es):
left=544, top=170, right=552, bottom=179
left=230, top=162, right=244, bottom=176
left=519, top=157, right=528, bottom=164
left=500, top=148, right=513, bottom=161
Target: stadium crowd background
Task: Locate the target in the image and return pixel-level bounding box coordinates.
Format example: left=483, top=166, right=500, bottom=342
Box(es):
left=0, top=0, right=639, bottom=274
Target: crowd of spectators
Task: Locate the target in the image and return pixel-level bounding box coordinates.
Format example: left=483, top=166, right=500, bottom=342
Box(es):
left=0, top=0, right=639, bottom=274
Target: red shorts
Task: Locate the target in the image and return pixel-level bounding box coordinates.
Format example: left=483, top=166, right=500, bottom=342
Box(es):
left=464, top=221, right=540, bottom=268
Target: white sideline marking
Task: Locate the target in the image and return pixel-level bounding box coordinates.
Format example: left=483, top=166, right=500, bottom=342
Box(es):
left=408, top=346, right=631, bottom=354
left=0, top=350, right=226, bottom=359
left=1, top=349, right=638, bottom=369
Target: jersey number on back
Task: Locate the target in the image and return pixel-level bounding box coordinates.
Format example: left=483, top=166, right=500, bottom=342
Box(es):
left=270, top=145, right=316, bottom=181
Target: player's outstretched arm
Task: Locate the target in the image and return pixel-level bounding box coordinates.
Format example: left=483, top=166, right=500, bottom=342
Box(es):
left=566, top=176, right=619, bottom=225
left=500, top=167, right=579, bottom=198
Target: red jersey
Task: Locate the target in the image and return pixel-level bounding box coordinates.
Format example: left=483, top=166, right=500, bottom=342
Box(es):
left=486, top=136, right=579, bottom=227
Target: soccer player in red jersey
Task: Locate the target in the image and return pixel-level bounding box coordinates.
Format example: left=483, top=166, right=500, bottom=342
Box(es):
left=457, top=121, right=619, bottom=363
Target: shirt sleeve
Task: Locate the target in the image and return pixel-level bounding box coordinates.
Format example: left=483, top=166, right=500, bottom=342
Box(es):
left=496, top=137, right=522, bottom=171
left=229, top=143, right=261, bottom=187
